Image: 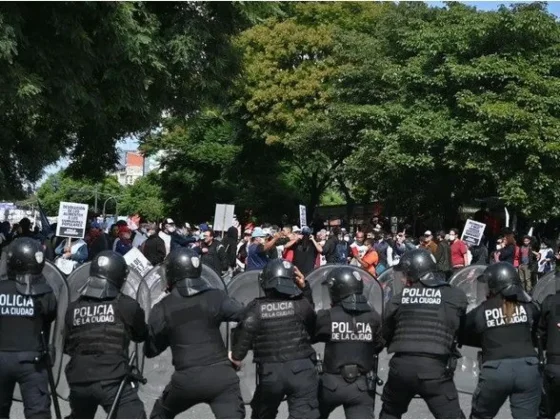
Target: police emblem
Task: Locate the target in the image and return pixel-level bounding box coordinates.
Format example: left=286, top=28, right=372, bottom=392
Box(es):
left=191, top=257, right=200, bottom=268
left=353, top=271, right=362, bottom=281
left=34, top=251, right=44, bottom=264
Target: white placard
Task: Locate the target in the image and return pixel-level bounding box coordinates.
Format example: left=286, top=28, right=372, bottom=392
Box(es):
left=213, top=204, right=235, bottom=232
left=55, top=202, right=89, bottom=239
left=124, top=247, right=153, bottom=277
left=299, top=205, right=307, bottom=228
left=461, top=219, right=486, bottom=247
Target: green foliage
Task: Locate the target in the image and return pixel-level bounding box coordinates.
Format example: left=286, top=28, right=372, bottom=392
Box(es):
left=119, top=174, right=166, bottom=221
left=37, top=173, right=122, bottom=215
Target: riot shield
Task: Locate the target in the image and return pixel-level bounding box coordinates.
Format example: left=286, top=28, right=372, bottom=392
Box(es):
left=59, top=263, right=151, bottom=401
left=377, top=267, right=407, bottom=306
left=13, top=262, right=69, bottom=402
left=449, top=264, right=488, bottom=396
left=532, top=271, right=557, bottom=306
left=139, top=263, right=229, bottom=408
left=224, top=270, right=263, bottom=405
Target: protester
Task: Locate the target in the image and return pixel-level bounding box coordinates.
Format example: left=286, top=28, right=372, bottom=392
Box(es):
left=449, top=228, right=468, bottom=272
left=200, top=229, right=228, bottom=275
left=285, top=226, right=323, bottom=275
left=355, top=238, right=379, bottom=277
left=222, top=226, right=239, bottom=271
left=142, top=223, right=166, bottom=266
left=85, top=221, right=109, bottom=261
left=434, top=230, right=452, bottom=280
left=420, top=230, right=438, bottom=256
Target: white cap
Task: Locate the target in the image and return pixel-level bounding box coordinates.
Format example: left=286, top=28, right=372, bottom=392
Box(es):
left=164, top=218, right=175, bottom=225
left=293, top=225, right=302, bottom=233
left=424, top=230, right=432, bottom=236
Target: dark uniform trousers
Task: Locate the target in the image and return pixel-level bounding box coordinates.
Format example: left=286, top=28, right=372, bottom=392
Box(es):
left=251, top=358, right=319, bottom=419
left=69, top=380, right=146, bottom=419
left=151, top=362, right=245, bottom=419
left=319, top=373, right=374, bottom=419
left=471, top=357, right=541, bottom=419
left=540, top=364, right=560, bottom=419
left=0, top=352, right=51, bottom=419
left=380, top=355, right=464, bottom=419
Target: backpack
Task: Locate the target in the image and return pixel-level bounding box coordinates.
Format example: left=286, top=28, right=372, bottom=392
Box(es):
left=334, top=241, right=349, bottom=264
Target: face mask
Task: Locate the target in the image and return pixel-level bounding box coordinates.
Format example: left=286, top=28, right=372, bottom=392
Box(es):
left=167, top=226, right=176, bottom=233
left=449, top=235, right=456, bottom=241
left=344, top=236, right=350, bottom=242
left=496, top=244, right=503, bottom=250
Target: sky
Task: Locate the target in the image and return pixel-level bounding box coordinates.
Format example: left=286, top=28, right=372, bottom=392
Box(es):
left=39, top=1, right=560, bottom=184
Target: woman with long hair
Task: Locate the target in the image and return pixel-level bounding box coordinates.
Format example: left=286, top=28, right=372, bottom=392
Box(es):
left=460, top=263, right=541, bottom=418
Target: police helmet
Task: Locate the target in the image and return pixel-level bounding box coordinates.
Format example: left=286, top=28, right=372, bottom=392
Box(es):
left=81, top=251, right=129, bottom=299
left=165, top=248, right=211, bottom=296
left=260, top=259, right=301, bottom=297
left=478, top=262, right=531, bottom=302
left=324, top=266, right=370, bottom=312
left=394, top=248, right=438, bottom=285
left=7, top=237, right=51, bottom=296
left=7, top=237, right=45, bottom=275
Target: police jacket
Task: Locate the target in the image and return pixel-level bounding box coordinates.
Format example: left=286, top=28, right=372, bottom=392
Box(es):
left=201, top=240, right=227, bottom=274
left=314, top=304, right=383, bottom=374
left=461, top=295, right=538, bottom=364
left=231, top=283, right=316, bottom=364
left=383, top=282, right=467, bottom=357
left=64, top=294, right=147, bottom=384
left=0, top=280, right=57, bottom=358
left=144, top=288, right=244, bottom=370
left=539, top=293, right=560, bottom=364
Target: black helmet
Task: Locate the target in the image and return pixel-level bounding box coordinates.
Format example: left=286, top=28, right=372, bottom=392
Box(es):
left=82, top=251, right=129, bottom=299
left=260, top=259, right=301, bottom=297
left=324, top=266, right=370, bottom=312
left=7, top=237, right=51, bottom=296
left=394, top=248, right=441, bottom=286
left=165, top=248, right=209, bottom=297
left=478, top=262, right=531, bottom=302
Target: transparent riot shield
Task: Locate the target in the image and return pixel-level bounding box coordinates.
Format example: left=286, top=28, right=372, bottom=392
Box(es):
left=60, top=263, right=151, bottom=401
left=140, top=263, right=228, bottom=408
left=449, top=264, right=488, bottom=396
left=13, top=262, right=69, bottom=402
left=532, top=271, right=557, bottom=306
left=225, top=270, right=263, bottom=404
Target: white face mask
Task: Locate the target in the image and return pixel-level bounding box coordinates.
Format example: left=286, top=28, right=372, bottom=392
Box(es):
left=496, top=244, right=503, bottom=250
left=344, top=235, right=350, bottom=242
left=167, top=226, right=176, bottom=233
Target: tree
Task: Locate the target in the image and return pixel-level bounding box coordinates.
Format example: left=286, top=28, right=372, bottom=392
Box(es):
left=335, top=2, right=560, bottom=222
left=0, top=2, right=278, bottom=196
left=37, top=173, right=122, bottom=216
left=119, top=174, right=166, bottom=221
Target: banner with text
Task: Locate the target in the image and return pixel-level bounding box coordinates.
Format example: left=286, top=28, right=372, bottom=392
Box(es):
left=55, top=202, right=88, bottom=239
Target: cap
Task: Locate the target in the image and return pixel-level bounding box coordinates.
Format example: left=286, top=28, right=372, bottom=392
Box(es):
left=293, top=225, right=302, bottom=233
left=199, top=223, right=209, bottom=232
left=262, top=228, right=272, bottom=236
left=302, top=226, right=312, bottom=235
left=424, top=230, right=432, bottom=236
left=163, top=218, right=175, bottom=225
left=91, top=222, right=102, bottom=230
left=252, top=228, right=266, bottom=238
left=185, top=222, right=191, bottom=229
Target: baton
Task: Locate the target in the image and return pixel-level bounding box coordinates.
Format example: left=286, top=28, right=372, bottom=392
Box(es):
left=39, top=330, right=62, bottom=419
left=107, top=351, right=146, bottom=419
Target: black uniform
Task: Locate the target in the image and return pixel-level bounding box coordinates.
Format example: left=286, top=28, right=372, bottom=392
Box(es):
left=315, top=306, right=383, bottom=418
left=231, top=259, right=318, bottom=419
left=65, top=295, right=147, bottom=418
left=461, top=262, right=541, bottom=419
left=145, top=247, right=245, bottom=419
left=146, top=288, right=245, bottom=419
left=0, top=238, right=58, bottom=419
left=380, top=249, right=467, bottom=419
left=537, top=291, right=560, bottom=418
left=65, top=251, right=148, bottom=419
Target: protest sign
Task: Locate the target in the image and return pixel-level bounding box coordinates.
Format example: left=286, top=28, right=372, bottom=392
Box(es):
left=124, top=247, right=153, bottom=277
left=299, top=205, right=307, bottom=228
left=213, top=204, right=235, bottom=232
left=55, top=202, right=88, bottom=239
left=461, top=219, right=486, bottom=246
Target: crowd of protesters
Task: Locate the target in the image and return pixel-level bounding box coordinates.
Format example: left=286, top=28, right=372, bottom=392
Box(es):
left=0, top=213, right=557, bottom=291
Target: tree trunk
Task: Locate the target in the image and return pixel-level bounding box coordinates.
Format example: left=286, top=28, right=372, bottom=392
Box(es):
left=337, top=176, right=355, bottom=225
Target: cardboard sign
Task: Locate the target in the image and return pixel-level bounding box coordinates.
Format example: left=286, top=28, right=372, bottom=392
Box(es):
left=299, top=205, right=307, bottom=228
left=213, top=204, right=235, bottom=232
left=461, top=219, right=486, bottom=246
left=56, top=202, right=88, bottom=238
left=124, top=247, right=153, bottom=277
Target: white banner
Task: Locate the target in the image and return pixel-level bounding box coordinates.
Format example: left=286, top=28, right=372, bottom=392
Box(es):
left=213, top=204, right=235, bottom=232
left=56, top=202, right=88, bottom=239
left=299, top=204, right=307, bottom=228
left=124, top=247, right=153, bottom=277
left=461, top=219, right=486, bottom=247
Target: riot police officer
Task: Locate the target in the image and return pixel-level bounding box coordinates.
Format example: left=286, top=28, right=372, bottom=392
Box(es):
left=230, top=258, right=318, bottom=419
left=314, top=266, right=383, bottom=419
left=0, top=237, right=57, bottom=418
left=461, top=262, right=540, bottom=419
left=64, top=251, right=147, bottom=418
left=538, top=273, right=560, bottom=419
left=145, top=247, right=245, bottom=419
left=380, top=248, right=467, bottom=419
